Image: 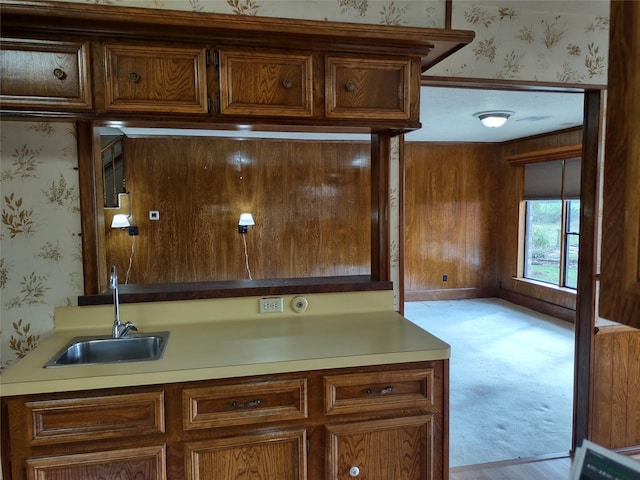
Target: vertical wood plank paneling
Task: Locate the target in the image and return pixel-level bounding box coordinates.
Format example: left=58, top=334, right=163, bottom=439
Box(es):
left=404, top=143, right=499, bottom=299
left=627, top=331, right=640, bottom=446
left=611, top=333, right=630, bottom=448
left=105, top=137, right=370, bottom=284
left=591, top=332, right=614, bottom=446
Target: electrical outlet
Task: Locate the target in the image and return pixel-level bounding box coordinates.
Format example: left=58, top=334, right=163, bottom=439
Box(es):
left=442, top=274, right=448, bottom=282
left=259, top=297, right=284, bottom=313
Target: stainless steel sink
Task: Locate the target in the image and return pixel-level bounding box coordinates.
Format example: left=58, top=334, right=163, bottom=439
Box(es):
left=45, top=332, right=170, bottom=367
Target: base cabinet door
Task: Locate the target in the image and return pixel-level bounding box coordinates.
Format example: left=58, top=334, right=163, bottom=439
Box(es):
left=25, top=445, right=166, bottom=480
left=185, top=429, right=307, bottom=480
left=326, top=416, right=433, bottom=480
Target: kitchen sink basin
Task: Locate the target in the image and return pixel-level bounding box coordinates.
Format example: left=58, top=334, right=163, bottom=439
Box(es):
left=45, top=332, right=170, bottom=367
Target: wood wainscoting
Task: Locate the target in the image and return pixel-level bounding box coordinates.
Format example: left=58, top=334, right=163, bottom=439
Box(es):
left=590, top=323, right=640, bottom=449
left=105, top=137, right=371, bottom=284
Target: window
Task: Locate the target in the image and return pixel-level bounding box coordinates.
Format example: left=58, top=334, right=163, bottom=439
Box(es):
left=523, top=199, right=580, bottom=288
left=522, top=157, right=581, bottom=289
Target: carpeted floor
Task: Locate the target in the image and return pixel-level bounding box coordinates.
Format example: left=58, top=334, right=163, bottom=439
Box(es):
left=404, top=298, right=574, bottom=467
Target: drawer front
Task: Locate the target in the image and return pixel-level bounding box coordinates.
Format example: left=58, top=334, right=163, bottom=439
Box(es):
left=219, top=50, right=313, bottom=117
left=324, top=369, right=433, bottom=415
left=26, top=444, right=166, bottom=480
left=104, top=44, right=208, bottom=113
left=183, top=378, right=307, bottom=430
left=0, top=38, right=91, bottom=109
left=326, top=56, right=412, bottom=120
left=23, top=391, right=165, bottom=445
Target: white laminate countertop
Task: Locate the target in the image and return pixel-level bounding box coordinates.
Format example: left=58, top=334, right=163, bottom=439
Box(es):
left=0, top=292, right=450, bottom=396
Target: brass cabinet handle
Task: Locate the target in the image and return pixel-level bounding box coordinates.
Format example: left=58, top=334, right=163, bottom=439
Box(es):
left=345, top=82, right=356, bottom=92
left=362, top=386, right=394, bottom=395
left=52, top=68, right=66, bottom=80
left=129, top=72, right=140, bottom=82
left=227, top=398, right=264, bottom=408
left=282, top=79, right=293, bottom=89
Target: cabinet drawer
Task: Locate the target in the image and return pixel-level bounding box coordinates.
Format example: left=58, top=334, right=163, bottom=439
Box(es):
left=324, top=369, right=433, bottom=415
left=21, top=391, right=165, bottom=445
left=183, top=378, right=307, bottom=430
left=26, top=444, right=166, bottom=480
left=326, top=56, right=412, bottom=120
left=104, top=44, right=208, bottom=113
left=219, top=50, right=313, bottom=117
left=0, top=38, right=91, bottom=110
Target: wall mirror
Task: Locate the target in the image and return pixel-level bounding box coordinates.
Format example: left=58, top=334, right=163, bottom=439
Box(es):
left=92, top=124, right=380, bottom=295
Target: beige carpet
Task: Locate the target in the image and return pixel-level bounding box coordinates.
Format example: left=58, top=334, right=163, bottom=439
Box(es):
left=404, top=298, right=574, bottom=467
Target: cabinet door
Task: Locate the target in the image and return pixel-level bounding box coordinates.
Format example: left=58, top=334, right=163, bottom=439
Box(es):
left=326, top=416, right=432, bottom=480
left=325, top=56, right=412, bottom=120
left=0, top=38, right=91, bottom=110
left=218, top=50, right=313, bottom=117
left=104, top=44, right=209, bottom=114
left=185, top=429, right=307, bottom=480
left=25, top=445, right=166, bottom=480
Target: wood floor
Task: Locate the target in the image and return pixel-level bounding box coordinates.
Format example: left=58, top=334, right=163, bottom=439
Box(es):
left=449, top=455, right=572, bottom=480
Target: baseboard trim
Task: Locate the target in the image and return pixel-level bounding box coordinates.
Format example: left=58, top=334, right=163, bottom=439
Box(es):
left=405, top=288, right=497, bottom=302
left=450, top=452, right=571, bottom=472
left=497, top=288, right=576, bottom=323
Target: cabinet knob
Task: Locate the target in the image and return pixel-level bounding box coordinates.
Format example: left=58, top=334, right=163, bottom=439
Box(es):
left=129, top=72, right=140, bottom=82
left=345, top=82, right=356, bottom=92
left=282, top=79, right=293, bottom=89
left=52, top=68, right=66, bottom=80
left=349, top=466, right=360, bottom=477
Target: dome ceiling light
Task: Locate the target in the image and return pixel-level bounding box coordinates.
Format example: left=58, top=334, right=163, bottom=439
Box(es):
left=474, top=110, right=515, bottom=128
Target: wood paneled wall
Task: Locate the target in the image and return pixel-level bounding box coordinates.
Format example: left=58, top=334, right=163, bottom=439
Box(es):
left=590, top=324, right=640, bottom=448
left=105, top=137, right=371, bottom=284
left=404, top=143, right=501, bottom=300
left=496, top=128, right=582, bottom=321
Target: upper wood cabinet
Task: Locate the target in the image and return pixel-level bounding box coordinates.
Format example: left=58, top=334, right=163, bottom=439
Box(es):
left=0, top=38, right=91, bottom=110
left=218, top=50, right=313, bottom=117
left=599, top=0, right=640, bottom=328
left=326, top=56, right=415, bottom=120
left=103, top=44, right=209, bottom=114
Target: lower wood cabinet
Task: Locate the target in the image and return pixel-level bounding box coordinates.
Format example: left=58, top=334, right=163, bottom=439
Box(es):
left=2, top=361, right=447, bottom=480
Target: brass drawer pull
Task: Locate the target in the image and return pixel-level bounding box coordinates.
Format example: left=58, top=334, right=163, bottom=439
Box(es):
left=362, top=386, right=394, bottom=395
left=129, top=71, right=140, bottom=82
left=282, top=79, right=293, bottom=89
left=345, top=82, right=356, bottom=92
left=52, top=68, right=66, bottom=80
left=227, top=398, right=264, bottom=408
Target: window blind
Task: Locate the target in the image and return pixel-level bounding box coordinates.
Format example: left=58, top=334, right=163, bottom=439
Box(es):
left=524, top=157, right=581, bottom=200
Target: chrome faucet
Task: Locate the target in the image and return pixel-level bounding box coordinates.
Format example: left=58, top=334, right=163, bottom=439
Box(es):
left=110, top=265, right=137, bottom=338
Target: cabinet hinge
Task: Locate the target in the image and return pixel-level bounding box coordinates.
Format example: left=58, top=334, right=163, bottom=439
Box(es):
left=215, top=95, right=221, bottom=114
left=306, top=433, right=310, bottom=456
left=213, top=51, right=220, bottom=68
left=205, top=50, right=210, bottom=67
left=207, top=97, right=212, bottom=113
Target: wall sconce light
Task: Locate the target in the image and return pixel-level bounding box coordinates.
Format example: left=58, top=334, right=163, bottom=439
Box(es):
left=474, top=110, right=514, bottom=128
left=111, top=214, right=130, bottom=229
left=238, top=212, right=255, bottom=234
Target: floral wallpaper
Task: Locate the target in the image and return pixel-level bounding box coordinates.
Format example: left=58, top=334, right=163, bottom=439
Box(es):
left=0, top=1, right=610, bottom=372
left=0, top=121, right=83, bottom=370
left=428, top=1, right=610, bottom=84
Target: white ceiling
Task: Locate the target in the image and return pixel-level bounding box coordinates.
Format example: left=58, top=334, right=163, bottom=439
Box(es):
left=106, top=86, right=585, bottom=143
left=406, top=86, right=585, bottom=143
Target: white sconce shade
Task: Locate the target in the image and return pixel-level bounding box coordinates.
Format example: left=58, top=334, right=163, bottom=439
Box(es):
left=238, top=213, right=255, bottom=226
left=111, top=214, right=131, bottom=228
left=238, top=213, right=255, bottom=234
left=474, top=111, right=514, bottom=128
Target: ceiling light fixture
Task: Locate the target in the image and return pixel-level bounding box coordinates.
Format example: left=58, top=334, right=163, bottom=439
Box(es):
left=474, top=110, right=514, bottom=128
